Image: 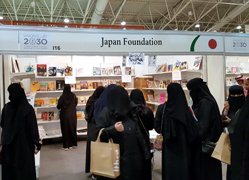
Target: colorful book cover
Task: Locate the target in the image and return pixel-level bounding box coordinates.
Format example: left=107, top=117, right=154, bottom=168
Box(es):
left=180, top=61, right=188, bottom=70
left=47, top=81, right=56, bottom=91
left=88, top=82, right=93, bottom=89
left=76, top=81, right=81, bottom=90
left=65, top=65, right=73, bottom=76
left=173, top=61, right=181, bottom=71
left=56, top=80, right=65, bottom=90
left=168, top=64, right=173, bottom=72
left=101, top=68, right=109, bottom=75
left=193, top=57, right=203, bottom=70
left=34, top=99, right=44, bottom=107
left=40, top=82, right=48, bottom=91
left=114, top=66, right=122, bottom=75
left=93, top=67, right=101, bottom=75
left=78, top=96, right=86, bottom=104
left=80, top=81, right=88, bottom=89
left=48, top=112, right=54, bottom=121
left=159, top=92, right=166, bottom=104
left=56, top=67, right=65, bottom=76
left=92, top=82, right=99, bottom=89
left=41, top=112, right=48, bottom=121
left=37, top=64, right=47, bottom=76
left=48, top=67, right=57, bottom=76
left=125, top=67, right=132, bottom=75
left=31, top=81, right=40, bottom=92
left=49, top=98, right=57, bottom=106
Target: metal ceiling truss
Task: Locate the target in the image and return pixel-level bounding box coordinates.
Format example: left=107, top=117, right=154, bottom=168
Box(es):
left=0, top=0, right=249, bottom=32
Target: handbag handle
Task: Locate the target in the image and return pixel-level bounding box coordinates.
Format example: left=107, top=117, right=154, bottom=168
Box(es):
left=96, top=128, right=114, bottom=144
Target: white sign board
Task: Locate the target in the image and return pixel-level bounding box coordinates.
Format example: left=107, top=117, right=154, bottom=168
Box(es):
left=225, top=36, right=249, bottom=53
left=0, top=30, right=19, bottom=50
left=172, top=71, right=182, bottom=81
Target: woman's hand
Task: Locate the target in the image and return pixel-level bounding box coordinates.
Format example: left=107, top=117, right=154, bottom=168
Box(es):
left=115, top=121, right=124, bottom=132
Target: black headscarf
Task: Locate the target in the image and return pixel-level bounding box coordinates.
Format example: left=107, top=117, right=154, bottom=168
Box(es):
left=187, top=78, right=218, bottom=109
left=164, top=83, right=191, bottom=140
left=85, top=86, right=105, bottom=121
left=2, top=83, right=30, bottom=145
left=228, top=85, right=245, bottom=115
left=107, top=86, right=131, bottom=120
left=130, top=89, right=146, bottom=105
left=61, top=84, right=75, bottom=105
left=93, top=84, right=117, bottom=120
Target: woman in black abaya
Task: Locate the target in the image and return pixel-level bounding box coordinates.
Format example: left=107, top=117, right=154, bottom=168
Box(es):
left=57, top=84, right=78, bottom=150
left=130, top=89, right=154, bottom=180
left=230, top=94, right=249, bottom=180
left=222, top=85, right=245, bottom=180
left=1, top=83, right=41, bottom=180
left=85, top=86, right=105, bottom=174
left=96, top=86, right=150, bottom=180
left=154, top=83, right=199, bottom=180
left=187, top=78, right=223, bottom=180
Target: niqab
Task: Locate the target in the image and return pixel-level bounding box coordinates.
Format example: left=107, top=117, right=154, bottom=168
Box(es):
left=227, top=85, right=245, bottom=114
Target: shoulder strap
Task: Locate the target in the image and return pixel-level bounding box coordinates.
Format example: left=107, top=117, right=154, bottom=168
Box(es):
left=160, top=104, right=166, bottom=134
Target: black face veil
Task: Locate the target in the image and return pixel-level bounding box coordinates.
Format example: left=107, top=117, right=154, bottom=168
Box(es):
left=107, top=86, right=131, bottom=120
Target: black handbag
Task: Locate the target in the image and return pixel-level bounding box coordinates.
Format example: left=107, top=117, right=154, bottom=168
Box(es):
left=202, top=141, right=216, bottom=154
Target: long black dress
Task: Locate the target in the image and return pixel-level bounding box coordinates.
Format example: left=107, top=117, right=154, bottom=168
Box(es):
left=1, top=83, right=41, bottom=180
left=154, top=83, right=199, bottom=180
left=57, top=84, right=78, bottom=148
left=187, top=78, right=223, bottom=180
left=130, top=89, right=154, bottom=180
left=85, top=86, right=105, bottom=173
left=231, top=95, right=249, bottom=180
left=96, top=86, right=150, bottom=180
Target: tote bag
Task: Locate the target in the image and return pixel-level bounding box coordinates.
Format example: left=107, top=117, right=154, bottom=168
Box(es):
left=211, top=132, right=231, bottom=165
left=90, top=128, right=120, bottom=178
left=154, top=104, right=166, bottom=151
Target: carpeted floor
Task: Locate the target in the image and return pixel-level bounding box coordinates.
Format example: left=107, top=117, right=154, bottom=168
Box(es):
left=39, top=140, right=226, bottom=180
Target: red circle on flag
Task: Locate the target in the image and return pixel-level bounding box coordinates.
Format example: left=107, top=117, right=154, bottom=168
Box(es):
left=208, top=39, right=217, bottom=49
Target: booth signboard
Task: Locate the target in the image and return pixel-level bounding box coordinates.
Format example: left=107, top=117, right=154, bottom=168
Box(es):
left=0, top=26, right=221, bottom=53
left=225, top=36, right=249, bottom=53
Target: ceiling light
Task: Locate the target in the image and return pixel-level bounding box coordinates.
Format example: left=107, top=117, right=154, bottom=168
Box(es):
left=64, top=18, right=70, bottom=23
left=121, top=21, right=126, bottom=26
left=174, top=28, right=178, bottom=31
left=188, top=11, right=193, bottom=16
left=236, top=25, right=242, bottom=30
left=195, top=24, right=200, bottom=28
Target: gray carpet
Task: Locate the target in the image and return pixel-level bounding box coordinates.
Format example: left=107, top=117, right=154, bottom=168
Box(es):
left=39, top=140, right=225, bottom=180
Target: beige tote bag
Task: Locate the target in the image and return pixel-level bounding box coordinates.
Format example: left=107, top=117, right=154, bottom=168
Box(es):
left=90, top=128, right=120, bottom=178
left=211, top=132, right=231, bottom=165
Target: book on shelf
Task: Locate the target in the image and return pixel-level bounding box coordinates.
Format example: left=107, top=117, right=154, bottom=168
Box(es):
left=56, top=67, right=65, bottom=77
left=173, top=61, right=181, bottom=71
left=156, top=64, right=167, bottom=73
left=125, top=67, right=132, bottom=75
left=76, top=68, right=84, bottom=76
left=40, top=82, right=48, bottom=91
left=80, top=81, right=88, bottom=89
left=37, top=64, right=47, bottom=76
left=56, top=80, right=65, bottom=90
left=48, top=112, right=55, bottom=121
left=47, top=81, right=56, bottom=91
left=65, top=65, right=73, bottom=76
left=41, top=112, right=48, bottom=120
left=43, top=98, right=50, bottom=107
left=48, top=67, right=57, bottom=76
left=31, top=81, right=40, bottom=92
left=167, top=64, right=173, bottom=72
left=34, top=98, right=45, bottom=107
left=88, top=82, right=93, bottom=89
left=193, top=57, right=202, bottom=70
left=114, top=66, right=122, bottom=75
left=159, top=92, right=166, bottom=104
left=78, top=96, right=89, bottom=104
left=180, top=61, right=188, bottom=70
left=76, top=108, right=85, bottom=120
left=93, top=67, right=101, bottom=75
left=76, top=81, right=81, bottom=90
left=11, top=58, right=20, bottom=73
left=49, top=98, right=57, bottom=106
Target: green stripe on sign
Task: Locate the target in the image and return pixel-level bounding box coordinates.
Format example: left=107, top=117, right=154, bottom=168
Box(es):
left=190, top=35, right=200, bottom=52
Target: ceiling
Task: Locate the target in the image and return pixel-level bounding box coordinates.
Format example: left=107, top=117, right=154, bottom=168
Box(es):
left=0, top=0, right=249, bottom=32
